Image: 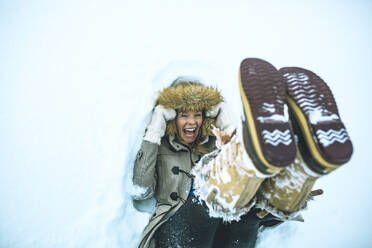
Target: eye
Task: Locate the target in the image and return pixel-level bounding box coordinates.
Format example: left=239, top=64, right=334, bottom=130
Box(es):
left=180, top=113, right=188, bottom=118
left=194, top=112, right=202, bottom=118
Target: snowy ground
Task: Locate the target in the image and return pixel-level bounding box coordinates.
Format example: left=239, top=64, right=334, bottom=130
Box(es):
left=1, top=0, right=371, bottom=247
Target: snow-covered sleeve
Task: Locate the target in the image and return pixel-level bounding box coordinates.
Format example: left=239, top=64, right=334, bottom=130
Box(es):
left=132, top=140, right=159, bottom=200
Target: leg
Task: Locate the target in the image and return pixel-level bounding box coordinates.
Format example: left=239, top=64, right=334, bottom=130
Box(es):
left=218, top=210, right=282, bottom=248
left=154, top=195, right=221, bottom=248
left=256, top=66, right=354, bottom=218
left=192, top=58, right=297, bottom=221
left=222, top=210, right=261, bottom=248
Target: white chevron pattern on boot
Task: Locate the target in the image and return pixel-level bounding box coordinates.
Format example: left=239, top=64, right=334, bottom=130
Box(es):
left=316, top=128, right=350, bottom=147
left=284, top=72, right=319, bottom=114
left=262, top=129, right=293, bottom=146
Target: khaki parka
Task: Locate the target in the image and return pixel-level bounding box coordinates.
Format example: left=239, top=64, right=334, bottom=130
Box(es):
left=133, top=78, right=223, bottom=247
left=133, top=135, right=216, bottom=248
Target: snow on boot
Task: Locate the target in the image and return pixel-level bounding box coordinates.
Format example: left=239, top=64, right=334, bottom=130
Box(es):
left=280, top=67, right=353, bottom=174
left=192, top=124, right=272, bottom=222
left=239, top=58, right=297, bottom=174
left=256, top=149, right=321, bottom=220
left=192, top=58, right=298, bottom=221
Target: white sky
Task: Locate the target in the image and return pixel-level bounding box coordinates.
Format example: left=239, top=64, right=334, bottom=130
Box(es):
left=1, top=0, right=371, bottom=247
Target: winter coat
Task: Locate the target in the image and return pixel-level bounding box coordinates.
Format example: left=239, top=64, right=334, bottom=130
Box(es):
left=133, top=135, right=216, bottom=248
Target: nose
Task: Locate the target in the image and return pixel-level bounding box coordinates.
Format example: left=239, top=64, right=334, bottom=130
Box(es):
left=186, top=116, right=197, bottom=125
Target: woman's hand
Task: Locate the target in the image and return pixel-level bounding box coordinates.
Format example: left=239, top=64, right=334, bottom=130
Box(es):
left=143, top=105, right=176, bottom=144
left=206, top=102, right=236, bottom=134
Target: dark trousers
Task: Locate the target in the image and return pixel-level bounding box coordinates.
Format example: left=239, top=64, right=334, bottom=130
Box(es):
left=154, top=196, right=282, bottom=248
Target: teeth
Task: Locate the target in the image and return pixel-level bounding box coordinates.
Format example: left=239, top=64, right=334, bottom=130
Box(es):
left=185, top=128, right=196, bottom=132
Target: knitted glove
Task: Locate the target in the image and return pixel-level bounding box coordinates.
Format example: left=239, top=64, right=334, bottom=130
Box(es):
left=206, top=102, right=236, bottom=134
left=143, top=105, right=176, bottom=145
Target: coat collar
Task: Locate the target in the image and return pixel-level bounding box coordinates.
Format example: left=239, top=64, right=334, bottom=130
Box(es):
left=168, top=135, right=209, bottom=152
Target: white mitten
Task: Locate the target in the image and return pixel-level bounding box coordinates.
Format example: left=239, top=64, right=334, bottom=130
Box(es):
left=206, top=102, right=236, bottom=134
left=143, top=105, right=176, bottom=145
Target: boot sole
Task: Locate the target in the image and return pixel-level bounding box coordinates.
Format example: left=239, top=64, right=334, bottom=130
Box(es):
left=239, top=58, right=297, bottom=174
left=280, top=67, right=353, bottom=174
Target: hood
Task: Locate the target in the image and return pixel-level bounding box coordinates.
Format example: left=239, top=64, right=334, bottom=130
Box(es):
left=155, top=77, right=223, bottom=148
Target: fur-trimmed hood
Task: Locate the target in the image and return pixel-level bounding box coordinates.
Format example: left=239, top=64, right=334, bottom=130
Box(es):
left=155, top=78, right=223, bottom=152
left=156, top=83, right=223, bottom=112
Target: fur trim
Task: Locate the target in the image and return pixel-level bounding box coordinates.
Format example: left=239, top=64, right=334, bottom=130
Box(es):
left=156, top=84, right=223, bottom=112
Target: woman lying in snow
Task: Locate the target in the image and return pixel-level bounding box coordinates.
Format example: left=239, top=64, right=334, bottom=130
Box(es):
left=132, top=58, right=353, bottom=248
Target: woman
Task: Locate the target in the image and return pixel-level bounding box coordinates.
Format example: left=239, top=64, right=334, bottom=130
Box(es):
left=133, top=58, right=353, bottom=248
left=132, top=77, right=278, bottom=248
left=133, top=77, right=221, bottom=247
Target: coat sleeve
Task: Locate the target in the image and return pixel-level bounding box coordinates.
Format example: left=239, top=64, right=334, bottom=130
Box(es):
left=132, top=140, right=158, bottom=200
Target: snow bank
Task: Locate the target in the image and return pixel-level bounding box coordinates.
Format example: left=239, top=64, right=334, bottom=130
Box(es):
left=1, top=0, right=372, bottom=248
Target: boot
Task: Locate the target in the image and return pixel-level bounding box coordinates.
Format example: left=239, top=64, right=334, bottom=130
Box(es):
left=256, top=148, right=320, bottom=220
left=256, top=67, right=353, bottom=219
left=239, top=58, right=297, bottom=174
left=281, top=67, right=353, bottom=174
left=192, top=124, right=271, bottom=222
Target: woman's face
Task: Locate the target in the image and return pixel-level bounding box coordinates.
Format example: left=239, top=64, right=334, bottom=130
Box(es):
left=176, top=110, right=203, bottom=144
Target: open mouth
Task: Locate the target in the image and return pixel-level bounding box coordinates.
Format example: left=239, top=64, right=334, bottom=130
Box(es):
left=183, top=128, right=197, bottom=138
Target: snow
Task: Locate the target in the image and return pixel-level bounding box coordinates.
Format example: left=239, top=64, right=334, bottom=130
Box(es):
left=271, top=165, right=309, bottom=192
left=1, top=0, right=372, bottom=248
left=220, top=166, right=233, bottom=184
left=257, top=105, right=289, bottom=123
left=308, top=107, right=340, bottom=124
left=257, top=103, right=289, bottom=123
